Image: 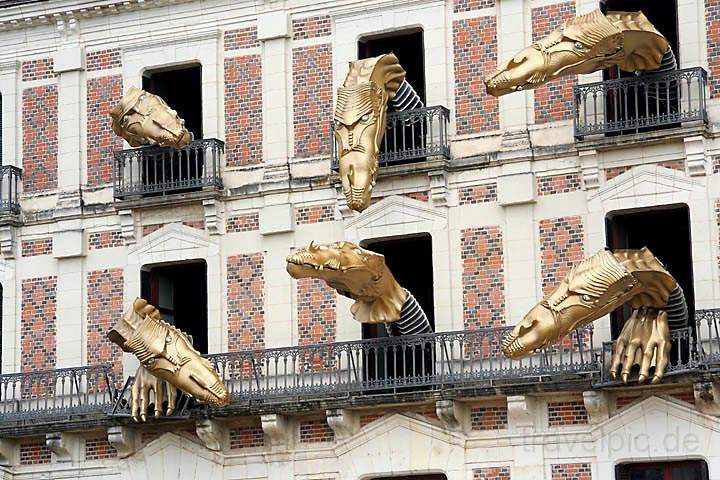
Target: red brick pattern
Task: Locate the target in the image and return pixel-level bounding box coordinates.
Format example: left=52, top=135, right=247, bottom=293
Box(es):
left=360, top=413, right=385, bottom=427
left=86, top=49, right=122, bottom=72
left=539, top=216, right=584, bottom=295
left=21, top=238, right=52, bottom=257
left=615, top=394, right=642, bottom=409
left=227, top=213, right=259, bottom=232
left=19, top=440, right=51, bottom=465
left=23, top=85, right=58, bottom=193
left=142, top=224, right=163, bottom=236
left=296, top=205, right=334, bottom=225
left=470, top=406, right=508, bottom=430
left=292, top=15, right=332, bottom=40
left=455, top=0, right=495, bottom=12
left=227, top=253, right=265, bottom=352
left=461, top=226, right=505, bottom=328
left=87, top=75, right=123, bottom=186
left=182, top=219, right=205, bottom=230
left=88, top=230, right=124, bottom=250
left=293, top=44, right=332, bottom=157
left=532, top=2, right=576, bottom=123
left=85, top=438, right=117, bottom=460
left=225, top=55, right=263, bottom=167
left=21, top=58, right=55, bottom=82
left=224, top=26, right=259, bottom=50
left=454, top=16, right=499, bottom=134
left=297, top=276, right=336, bottom=357
left=21, top=277, right=57, bottom=372
left=551, top=463, right=592, bottom=480
left=370, top=191, right=430, bottom=205
left=707, top=0, right=720, bottom=97
left=229, top=426, right=265, bottom=449
left=670, top=388, right=696, bottom=404
left=459, top=183, right=498, bottom=205
left=537, top=173, right=581, bottom=196
left=617, top=389, right=696, bottom=410
left=548, top=399, right=589, bottom=426
left=87, top=269, right=124, bottom=380
left=299, top=419, right=335, bottom=443
left=605, top=160, right=685, bottom=181
left=473, top=467, right=511, bottom=480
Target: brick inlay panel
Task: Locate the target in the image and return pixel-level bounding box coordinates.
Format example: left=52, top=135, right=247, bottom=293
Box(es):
left=461, top=226, right=505, bottom=328
left=454, top=16, right=498, bottom=134
left=87, top=75, right=123, bottom=186
left=293, top=43, right=332, bottom=157
left=360, top=413, right=384, bottom=427
left=551, top=463, right=592, bottom=480
left=225, top=55, right=263, bottom=167
left=19, top=440, right=51, bottom=465
left=707, top=0, right=720, bottom=97
left=299, top=418, right=335, bottom=443
left=229, top=426, right=265, bottom=449
left=537, top=173, right=581, bottom=196
left=87, top=269, right=124, bottom=383
left=85, top=438, right=117, bottom=460
left=295, top=205, right=334, bottom=225
left=227, top=253, right=265, bottom=352
left=227, top=213, right=259, bottom=232
left=86, top=49, right=122, bottom=71
left=532, top=2, right=576, bottom=123
left=297, top=278, right=336, bottom=371
left=547, top=399, right=588, bottom=426
left=21, top=238, right=52, bottom=257
left=455, top=0, right=495, bottom=13
left=224, top=26, right=259, bottom=50
left=470, top=406, right=508, bottom=430
left=292, top=15, right=332, bottom=40
left=473, top=467, right=511, bottom=480
left=88, top=230, right=124, bottom=250
left=21, top=276, right=57, bottom=373
left=23, top=85, right=58, bottom=193
left=459, top=183, right=498, bottom=204
left=21, top=58, right=55, bottom=81
left=605, top=159, right=685, bottom=181
left=539, top=216, right=584, bottom=295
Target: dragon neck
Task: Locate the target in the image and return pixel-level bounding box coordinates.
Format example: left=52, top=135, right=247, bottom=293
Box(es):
left=607, top=11, right=670, bottom=72
left=350, top=274, right=408, bottom=324
left=612, top=248, right=677, bottom=309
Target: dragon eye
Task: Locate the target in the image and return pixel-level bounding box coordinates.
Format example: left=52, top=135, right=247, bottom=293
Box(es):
left=360, top=114, right=370, bottom=122
left=574, top=42, right=584, bottom=50
left=581, top=294, right=592, bottom=303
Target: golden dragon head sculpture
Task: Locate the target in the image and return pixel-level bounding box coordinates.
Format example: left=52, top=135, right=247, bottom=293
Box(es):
left=485, top=9, right=669, bottom=96
left=286, top=241, right=408, bottom=324
left=504, top=248, right=683, bottom=384
left=110, top=86, right=191, bottom=148
left=108, top=298, right=229, bottom=409
left=335, top=54, right=406, bottom=213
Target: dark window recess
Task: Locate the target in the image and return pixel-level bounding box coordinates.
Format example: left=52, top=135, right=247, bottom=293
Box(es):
left=616, top=460, right=709, bottom=480
left=360, top=234, right=434, bottom=388
left=141, top=260, right=208, bottom=354
left=142, top=64, right=203, bottom=140
left=600, top=0, right=680, bottom=134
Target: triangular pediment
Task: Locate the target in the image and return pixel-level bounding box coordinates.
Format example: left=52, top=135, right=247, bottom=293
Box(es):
left=590, top=164, right=702, bottom=204
left=345, top=195, right=446, bottom=234
left=334, top=413, right=465, bottom=478
left=128, top=223, right=218, bottom=258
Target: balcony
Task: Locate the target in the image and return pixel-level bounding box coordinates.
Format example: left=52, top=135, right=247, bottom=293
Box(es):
left=331, top=105, right=451, bottom=170
left=113, top=138, right=224, bottom=201
left=573, top=67, right=708, bottom=140
left=2, top=311, right=718, bottom=436
left=0, top=165, right=21, bottom=223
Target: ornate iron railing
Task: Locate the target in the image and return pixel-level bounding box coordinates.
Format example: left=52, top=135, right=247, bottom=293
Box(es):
left=111, top=325, right=596, bottom=417
left=696, top=308, right=720, bottom=368
left=113, top=138, right=224, bottom=200
left=331, top=105, right=451, bottom=170
left=0, top=365, right=116, bottom=426
left=573, top=67, right=708, bottom=139
left=0, top=165, right=21, bottom=216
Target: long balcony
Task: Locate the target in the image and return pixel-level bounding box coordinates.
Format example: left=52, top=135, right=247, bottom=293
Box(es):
left=2, top=310, right=718, bottom=436
left=573, top=67, right=708, bottom=139
left=113, top=138, right=224, bottom=200
left=332, top=105, right=451, bottom=170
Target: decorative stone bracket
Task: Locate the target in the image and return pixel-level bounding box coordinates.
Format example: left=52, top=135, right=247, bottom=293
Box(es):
left=118, top=209, right=136, bottom=245
left=107, top=426, right=137, bottom=459
left=46, top=432, right=78, bottom=463
left=507, top=395, right=539, bottom=430
left=694, top=381, right=720, bottom=416
left=428, top=170, right=449, bottom=208
left=579, top=149, right=600, bottom=189
left=0, top=439, right=15, bottom=466
left=326, top=409, right=359, bottom=440
left=0, top=225, right=15, bottom=259
left=583, top=390, right=609, bottom=424
left=435, top=399, right=464, bottom=431
left=202, top=198, right=225, bottom=236
left=261, top=413, right=290, bottom=447
left=196, top=418, right=227, bottom=451
left=684, top=135, right=707, bottom=177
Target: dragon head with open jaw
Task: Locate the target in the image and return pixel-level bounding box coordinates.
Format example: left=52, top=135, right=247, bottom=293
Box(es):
left=286, top=241, right=408, bottom=324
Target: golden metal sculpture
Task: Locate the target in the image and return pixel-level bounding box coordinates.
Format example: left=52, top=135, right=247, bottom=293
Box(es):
left=287, top=241, right=408, bottom=325
left=110, top=86, right=191, bottom=148
left=108, top=299, right=229, bottom=421
left=503, top=248, right=686, bottom=384
left=485, top=9, right=669, bottom=96
left=334, top=54, right=406, bottom=213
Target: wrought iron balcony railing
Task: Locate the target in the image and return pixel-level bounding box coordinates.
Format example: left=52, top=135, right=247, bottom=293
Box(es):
left=331, top=106, right=451, bottom=170
left=0, top=165, right=21, bottom=217
left=0, top=365, right=116, bottom=434
left=573, top=67, right=708, bottom=139
left=113, top=138, right=224, bottom=200
left=696, top=308, right=720, bottom=369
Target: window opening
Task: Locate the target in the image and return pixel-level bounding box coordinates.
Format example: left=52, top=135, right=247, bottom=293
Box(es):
left=615, top=459, right=708, bottom=480
left=142, top=64, right=203, bottom=140
left=140, top=260, right=208, bottom=354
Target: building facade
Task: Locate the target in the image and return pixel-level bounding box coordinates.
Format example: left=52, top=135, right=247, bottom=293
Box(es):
left=0, top=0, right=719, bottom=478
